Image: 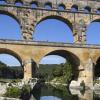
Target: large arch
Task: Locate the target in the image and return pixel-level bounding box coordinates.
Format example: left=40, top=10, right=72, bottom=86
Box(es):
left=0, top=48, right=24, bottom=79
left=0, top=10, right=20, bottom=25
left=34, top=15, right=74, bottom=43
left=0, top=48, right=22, bottom=66
left=39, top=50, right=80, bottom=80
left=36, top=15, right=73, bottom=32
left=86, top=19, right=100, bottom=44
left=0, top=10, right=22, bottom=40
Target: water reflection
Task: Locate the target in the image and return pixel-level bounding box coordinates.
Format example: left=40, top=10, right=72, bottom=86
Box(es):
left=70, top=88, right=100, bottom=100
left=40, top=96, right=61, bottom=100
left=30, top=83, right=100, bottom=100
left=31, top=83, right=78, bottom=100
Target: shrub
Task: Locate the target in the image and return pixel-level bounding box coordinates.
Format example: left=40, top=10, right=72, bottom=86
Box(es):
left=20, top=84, right=31, bottom=100
left=4, top=87, right=21, bottom=98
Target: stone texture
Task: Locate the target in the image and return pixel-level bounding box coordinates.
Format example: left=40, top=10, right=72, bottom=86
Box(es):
left=0, top=40, right=99, bottom=87
left=0, top=0, right=99, bottom=43
left=0, top=0, right=100, bottom=88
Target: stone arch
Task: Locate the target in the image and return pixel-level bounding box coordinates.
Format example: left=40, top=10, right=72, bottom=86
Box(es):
left=71, top=4, right=78, bottom=11
left=36, top=15, right=73, bottom=32
left=96, top=8, right=100, bottom=14
left=97, top=8, right=100, bottom=11
left=91, top=19, right=100, bottom=23
left=84, top=6, right=91, bottom=13
left=0, top=48, right=22, bottom=66
left=15, top=0, right=23, bottom=5
left=0, top=0, right=7, bottom=4
left=86, top=19, right=100, bottom=44
left=0, top=10, right=21, bottom=26
left=44, top=2, right=52, bottom=9
left=39, top=50, right=80, bottom=80
left=30, top=1, right=38, bottom=8
left=58, top=3, right=66, bottom=10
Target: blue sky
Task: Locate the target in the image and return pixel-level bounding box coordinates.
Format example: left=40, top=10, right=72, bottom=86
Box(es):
left=0, top=13, right=99, bottom=66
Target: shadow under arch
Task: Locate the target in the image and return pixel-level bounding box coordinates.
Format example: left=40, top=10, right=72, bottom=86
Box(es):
left=36, top=15, right=73, bottom=32
left=0, top=10, right=21, bottom=26
left=40, top=50, right=80, bottom=80
left=91, top=19, right=100, bottom=23
left=94, top=57, right=100, bottom=78
left=0, top=48, right=22, bottom=66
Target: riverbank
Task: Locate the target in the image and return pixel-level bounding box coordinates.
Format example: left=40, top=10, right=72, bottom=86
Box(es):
left=0, top=97, right=21, bottom=100
left=45, top=81, right=67, bottom=86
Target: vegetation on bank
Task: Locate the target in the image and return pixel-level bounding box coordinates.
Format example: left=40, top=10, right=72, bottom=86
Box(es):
left=4, top=84, right=31, bottom=99
left=0, top=61, right=23, bottom=79
left=38, top=62, right=72, bottom=84
left=0, top=60, right=73, bottom=84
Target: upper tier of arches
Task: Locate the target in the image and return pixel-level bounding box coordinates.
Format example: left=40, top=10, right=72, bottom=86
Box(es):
left=0, top=0, right=100, bottom=14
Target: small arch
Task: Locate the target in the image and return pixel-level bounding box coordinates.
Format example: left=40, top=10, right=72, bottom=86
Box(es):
left=44, top=2, right=52, bottom=9
left=15, top=0, right=23, bottom=6
left=30, top=1, right=38, bottom=8
left=58, top=3, right=66, bottom=10
left=0, top=0, right=6, bottom=4
left=36, top=15, right=73, bottom=31
left=71, top=5, right=78, bottom=12
left=96, top=8, right=100, bottom=14
left=84, top=6, right=91, bottom=13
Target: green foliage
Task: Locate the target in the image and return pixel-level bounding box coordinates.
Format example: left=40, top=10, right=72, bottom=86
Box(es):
left=4, top=84, right=31, bottom=99
left=21, top=84, right=31, bottom=100
left=52, top=66, right=63, bottom=77
left=0, top=61, right=23, bottom=79
left=38, top=62, right=72, bottom=84
left=62, top=62, right=72, bottom=83
left=21, top=84, right=31, bottom=94
left=4, top=87, right=21, bottom=98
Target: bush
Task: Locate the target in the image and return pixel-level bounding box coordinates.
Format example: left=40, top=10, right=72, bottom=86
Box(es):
left=52, top=67, right=63, bottom=77
left=20, top=84, right=31, bottom=100
left=4, top=87, right=21, bottom=98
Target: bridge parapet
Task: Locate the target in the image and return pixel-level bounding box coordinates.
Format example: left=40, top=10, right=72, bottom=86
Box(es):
left=2, top=0, right=100, bottom=13
left=0, top=39, right=100, bottom=49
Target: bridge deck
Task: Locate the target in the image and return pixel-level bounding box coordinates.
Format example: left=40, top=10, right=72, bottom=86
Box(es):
left=0, top=39, right=100, bottom=49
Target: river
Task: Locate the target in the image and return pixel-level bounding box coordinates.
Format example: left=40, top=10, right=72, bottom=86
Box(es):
left=29, top=83, right=100, bottom=100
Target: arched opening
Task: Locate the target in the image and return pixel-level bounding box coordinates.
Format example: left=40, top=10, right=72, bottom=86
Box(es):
left=33, top=16, right=73, bottom=43
left=0, top=49, right=23, bottom=79
left=44, top=2, right=52, bottom=9
left=86, top=20, right=100, bottom=44
left=84, top=6, right=91, bottom=13
left=96, top=8, right=100, bottom=14
left=71, top=5, right=78, bottom=12
left=37, top=50, right=80, bottom=83
left=15, top=0, right=23, bottom=6
left=58, top=4, right=66, bottom=10
left=0, top=13, right=21, bottom=40
left=31, top=1, right=38, bottom=8
left=0, top=0, right=6, bottom=4
left=32, top=50, right=80, bottom=100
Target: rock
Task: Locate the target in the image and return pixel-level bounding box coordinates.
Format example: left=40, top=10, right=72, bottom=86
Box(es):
left=69, top=80, right=80, bottom=88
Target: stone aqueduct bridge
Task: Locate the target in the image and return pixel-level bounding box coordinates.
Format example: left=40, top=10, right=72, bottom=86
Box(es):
left=0, top=0, right=100, bottom=43
left=0, top=39, right=100, bottom=88
left=0, top=0, right=100, bottom=88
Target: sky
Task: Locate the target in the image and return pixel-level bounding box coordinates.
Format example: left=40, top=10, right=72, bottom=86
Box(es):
left=0, top=2, right=100, bottom=66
